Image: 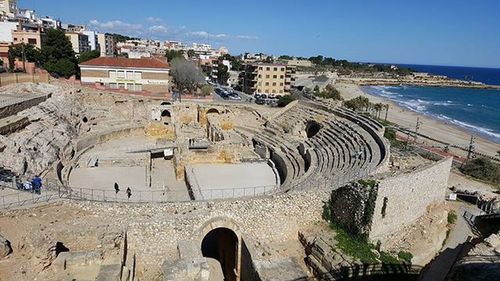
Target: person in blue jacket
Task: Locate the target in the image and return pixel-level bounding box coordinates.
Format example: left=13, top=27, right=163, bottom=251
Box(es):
left=32, top=175, right=42, bottom=194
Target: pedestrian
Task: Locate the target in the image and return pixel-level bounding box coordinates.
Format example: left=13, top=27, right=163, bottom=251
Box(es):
left=32, top=175, right=42, bottom=194
left=126, top=187, right=132, bottom=200
left=114, top=182, right=120, bottom=194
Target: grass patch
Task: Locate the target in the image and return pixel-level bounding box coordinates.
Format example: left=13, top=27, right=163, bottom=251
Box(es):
left=398, top=251, right=413, bottom=263
left=330, top=223, right=405, bottom=264
left=447, top=211, right=457, bottom=225
left=331, top=223, right=378, bottom=263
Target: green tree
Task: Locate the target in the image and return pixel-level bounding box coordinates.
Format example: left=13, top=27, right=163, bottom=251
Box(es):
left=217, top=63, right=230, bottom=85
left=200, top=84, right=213, bottom=96
left=40, top=29, right=78, bottom=78
left=7, top=44, right=42, bottom=72
left=314, top=84, right=342, bottom=100
left=78, top=50, right=100, bottom=63
left=343, top=96, right=371, bottom=111
left=165, top=49, right=184, bottom=62
left=170, top=57, right=205, bottom=95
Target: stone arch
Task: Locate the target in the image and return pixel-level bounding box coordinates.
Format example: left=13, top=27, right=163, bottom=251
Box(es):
left=202, top=227, right=238, bottom=281
left=305, top=120, right=321, bottom=138
left=206, top=108, right=220, bottom=115
left=161, top=101, right=172, bottom=105
left=161, top=109, right=171, bottom=117
left=196, top=217, right=259, bottom=281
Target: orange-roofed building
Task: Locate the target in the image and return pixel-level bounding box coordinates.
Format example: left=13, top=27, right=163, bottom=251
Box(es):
left=79, top=57, right=170, bottom=93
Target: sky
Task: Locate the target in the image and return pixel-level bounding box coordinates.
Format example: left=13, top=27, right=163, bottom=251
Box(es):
left=19, top=0, right=500, bottom=68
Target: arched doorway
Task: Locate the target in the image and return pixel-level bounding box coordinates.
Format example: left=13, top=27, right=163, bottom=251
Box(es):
left=201, top=227, right=238, bottom=281
left=161, top=109, right=171, bottom=124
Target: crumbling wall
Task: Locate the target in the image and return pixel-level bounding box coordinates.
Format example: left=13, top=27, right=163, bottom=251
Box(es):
left=370, top=157, right=452, bottom=243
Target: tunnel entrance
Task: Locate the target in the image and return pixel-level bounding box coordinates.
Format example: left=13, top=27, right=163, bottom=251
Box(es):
left=305, top=120, right=321, bottom=138
left=202, top=227, right=238, bottom=281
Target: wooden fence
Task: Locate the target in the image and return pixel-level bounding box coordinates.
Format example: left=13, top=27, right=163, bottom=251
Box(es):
left=0, top=72, right=50, bottom=87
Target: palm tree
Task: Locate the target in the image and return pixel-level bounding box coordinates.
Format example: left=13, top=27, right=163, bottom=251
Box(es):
left=384, top=104, right=390, bottom=121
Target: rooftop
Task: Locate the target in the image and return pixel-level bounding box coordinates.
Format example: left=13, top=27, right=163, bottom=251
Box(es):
left=79, top=57, right=170, bottom=69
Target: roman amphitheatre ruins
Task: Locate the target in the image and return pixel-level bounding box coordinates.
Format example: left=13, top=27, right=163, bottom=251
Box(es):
left=0, top=82, right=498, bottom=281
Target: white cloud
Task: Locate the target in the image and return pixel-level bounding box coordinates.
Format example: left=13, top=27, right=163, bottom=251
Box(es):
left=189, top=31, right=210, bottom=38
left=146, top=17, right=163, bottom=23
left=89, top=20, right=143, bottom=32
left=149, top=25, right=168, bottom=34
left=187, top=31, right=258, bottom=41
left=235, top=35, right=259, bottom=40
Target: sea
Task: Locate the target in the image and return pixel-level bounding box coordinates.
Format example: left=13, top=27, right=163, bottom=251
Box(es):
left=361, top=65, right=500, bottom=143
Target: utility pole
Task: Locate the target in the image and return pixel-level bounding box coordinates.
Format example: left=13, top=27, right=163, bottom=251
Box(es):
left=465, top=135, right=476, bottom=164
left=414, top=117, right=422, bottom=143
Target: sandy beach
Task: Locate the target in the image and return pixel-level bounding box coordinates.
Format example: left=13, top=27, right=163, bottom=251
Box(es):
left=335, top=83, right=500, bottom=158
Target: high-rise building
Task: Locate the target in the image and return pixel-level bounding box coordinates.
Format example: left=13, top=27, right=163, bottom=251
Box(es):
left=66, top=32, right=90, bottom=55
left=97, top=33, right=115, bottom=57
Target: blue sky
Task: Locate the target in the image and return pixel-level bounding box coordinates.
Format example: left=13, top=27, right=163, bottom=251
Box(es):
left=20, top=0, right=500, bottom=68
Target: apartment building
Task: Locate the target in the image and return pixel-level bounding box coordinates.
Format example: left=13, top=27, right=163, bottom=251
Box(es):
left=241, top=63, right=296, bottom=96
left=12, top=28, right=43, bottom=48
left=0, top=0, right=16, bottom=17
left=66, top=32, right=90, bottom=54
left=82, top=30, right=99, bottom=51
left=97, top=33, right=115, bottom=57
left=79, top=57, right=170, bottom=93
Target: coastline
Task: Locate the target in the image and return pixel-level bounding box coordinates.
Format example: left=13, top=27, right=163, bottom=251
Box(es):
left=336, top=78, right=500, bottom=90
left=335, top=83, right=500, bottom=158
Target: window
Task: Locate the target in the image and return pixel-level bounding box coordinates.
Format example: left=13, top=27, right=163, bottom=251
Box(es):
left=280, top=83, right=284, bottom=86
left=281, top=67, right=285, bottom=71
left=258, top=74, right=261, bottom=78
left=117, top=71, right=125, bottom=78
left=272, top=82, right=276, bottom=86
left=266, top=75, right=270, bottom=78
left=272, top=89, right=276, bottom=93
left=118, top=83, right=125, bottom=88
left=273, top=75, right=277, bottom=79
left=28, top=38, right=37, bottom=45
left=258, top=67, right=263, bottom=70
left=273, top=67, right=277, bottom=71
left=266, top=67, right=270, bottom=71
left=109, top=71, right=117, bottom=78
left=265, top=82, right=269, bottom=86
left=280, top=75, right=284, bottom=79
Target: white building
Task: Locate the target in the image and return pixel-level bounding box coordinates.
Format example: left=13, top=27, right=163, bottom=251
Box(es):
left=82, top=30, right=99, bottom=51
left=0, top=0, right=16, bottom=17
left=0, top=21, right=17, bottom=43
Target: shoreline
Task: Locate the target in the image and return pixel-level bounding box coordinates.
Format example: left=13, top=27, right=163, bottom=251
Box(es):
left=336, top=78, right=500, bottom=90
left=335, top=83, right=500, bottom=158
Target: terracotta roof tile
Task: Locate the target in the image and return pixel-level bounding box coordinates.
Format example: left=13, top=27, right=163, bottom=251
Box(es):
left=80, top=57, right=169, bottom=69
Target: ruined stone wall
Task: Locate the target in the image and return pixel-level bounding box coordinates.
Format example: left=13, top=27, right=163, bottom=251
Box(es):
left=369, top=157, right=452, bottom=243
left=71, top=189, right=330, bottom=276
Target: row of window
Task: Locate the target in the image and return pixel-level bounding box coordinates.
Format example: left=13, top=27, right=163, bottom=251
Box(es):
left=109, top=70, right=142, bottom=79
left=256, top=88, right=284, bottom=94
left=258, top=66, right=286, bottom=72
left=258, top=82, right=284, bottom=86
left=258, top=74, right=284, bottom=79
left=108, top=83, right=143, bottom=91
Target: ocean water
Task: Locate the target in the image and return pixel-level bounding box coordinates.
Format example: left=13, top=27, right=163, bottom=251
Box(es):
left=362, top=85, right=500, bottom=143
left=397, top=64, right=500, bottom=86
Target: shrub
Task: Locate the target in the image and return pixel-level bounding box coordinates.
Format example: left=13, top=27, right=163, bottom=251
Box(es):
left=277, top=94, right=297, bottom=107
left=447, top=211, right=457, bottom=225
left=460, top=157, right=500, bottom=184
left=398, top=251, right=413, bottom=263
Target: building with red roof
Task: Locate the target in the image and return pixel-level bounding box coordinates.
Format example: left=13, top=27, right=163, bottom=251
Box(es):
left=79, top=57, right=170, bottom=93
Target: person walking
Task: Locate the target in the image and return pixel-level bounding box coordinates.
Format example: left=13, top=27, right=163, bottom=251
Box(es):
left=126, top=187, right=132, bottom=200
left=32, top=175, right=42, bottom=194
left=114, top=182, right=120, bottom=194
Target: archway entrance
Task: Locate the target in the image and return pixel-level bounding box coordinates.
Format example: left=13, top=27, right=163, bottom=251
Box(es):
left=202, top=227, right=238, bottom=281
